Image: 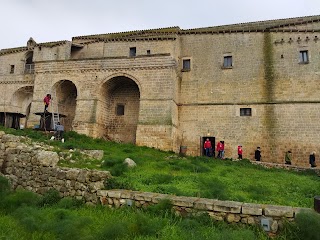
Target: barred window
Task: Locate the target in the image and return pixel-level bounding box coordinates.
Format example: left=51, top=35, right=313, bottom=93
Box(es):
left=299, top=50, right=309, bottom=63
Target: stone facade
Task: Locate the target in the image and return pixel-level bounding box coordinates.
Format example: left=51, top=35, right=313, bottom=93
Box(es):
left=1, top=16, right=320, bottom=165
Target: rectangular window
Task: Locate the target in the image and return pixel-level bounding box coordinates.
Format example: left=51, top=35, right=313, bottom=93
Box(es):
left=223, top=56, right=232, bottom=68
left=129, top=47, right=136, bottom=57
left=116, top=104, right=125, bottom=116
left=240, top=108, right=252, bottom=116
left=147, top=50, right=151, bottom=55
left=10, top=65, right=15, bottom=74
left=182, top=59, right=191, bottom=71
left=299, top=50, right=309, bottom=63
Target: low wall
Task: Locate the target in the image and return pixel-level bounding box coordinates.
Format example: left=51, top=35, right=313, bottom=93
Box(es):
left=0, top=131, right=111, bottom=204
left=98, top=189, right=312, bottom=233
left=0, top=131, right=315, bottom=233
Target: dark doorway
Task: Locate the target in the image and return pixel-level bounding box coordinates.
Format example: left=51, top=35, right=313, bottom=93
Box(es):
left=201, top=136, right=215, bottom=157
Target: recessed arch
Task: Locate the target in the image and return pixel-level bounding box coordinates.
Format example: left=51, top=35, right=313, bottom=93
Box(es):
left=11, top=86, right=34, bottom=127
left=53, top=80, right=78, bottom=131
left=98, top=75, right=140, bottom=143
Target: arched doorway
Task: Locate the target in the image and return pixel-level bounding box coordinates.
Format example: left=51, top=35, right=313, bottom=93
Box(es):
left=11, top=86, right=34, bottom=128
left=53, top=80, right=77, bottom=131
left=99, top=76, right=140, bottom=143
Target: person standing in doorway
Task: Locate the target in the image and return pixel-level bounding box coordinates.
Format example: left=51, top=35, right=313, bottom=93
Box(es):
left=43, top=94, right=51, bottom=112
left=255, top=147, right=261, bottom=161
left=238, top=145, right=243, bottom=160
left=204, top=138, right=212, bottom=157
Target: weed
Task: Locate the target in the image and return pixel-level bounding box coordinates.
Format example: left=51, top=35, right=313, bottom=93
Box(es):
left=38, top=188, right=61, bottom=207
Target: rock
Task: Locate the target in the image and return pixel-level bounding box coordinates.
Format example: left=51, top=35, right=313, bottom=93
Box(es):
left=82, top=150, right=104, bottom=160
left=124, top=158, right=136, bottom=167
left=35, top=150, right=59, bottom=167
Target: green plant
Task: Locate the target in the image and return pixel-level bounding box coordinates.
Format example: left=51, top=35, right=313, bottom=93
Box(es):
left=38, top=189, right=61, bottom=207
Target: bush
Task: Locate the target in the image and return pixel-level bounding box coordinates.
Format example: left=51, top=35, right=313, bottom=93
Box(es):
left=1, top=190, right=41, bottom=213
left=0, top=175, right=10, bottom=195
left=56, top=197, right=84, bottom=209
left=38, top=189, right=61, bottom=207
left=295, top=211, right=320, bottom=240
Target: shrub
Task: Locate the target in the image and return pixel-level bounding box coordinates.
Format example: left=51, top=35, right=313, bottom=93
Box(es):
left=0, top=175, right=10, bottom=195
left=104, top=177, right=133, bottom=190
left=295, top=211, right=320, bottom=240
left=1, top=190, right=41, bottom=213
left=38, top=189, right=61, bottom=207
left=56, top=197, right=84, bottom=209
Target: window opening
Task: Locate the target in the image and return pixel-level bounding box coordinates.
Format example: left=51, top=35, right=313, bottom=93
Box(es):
left=240, top=108, right=252, bottom=116
left=116, top=104, right=125, bottom=116
left=299, top=50, right=309, bottom=63
left=223, top=56, right=232, bottom=68
left=10, top=65, right=15, bottom=74
left=182, top=59, right=191, bottom=71
left=129, top=47, right=136, bottom=57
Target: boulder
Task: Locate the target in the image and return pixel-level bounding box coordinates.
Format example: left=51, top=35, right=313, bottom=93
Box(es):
left=124, top=158, right=136, bottom=168
left=35, top=150, right=59, bottom=167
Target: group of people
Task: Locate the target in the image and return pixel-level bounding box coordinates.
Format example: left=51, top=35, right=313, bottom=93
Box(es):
left=203, top=139, right=226, bottom=159
left=204, top=142, right=317, bottom=168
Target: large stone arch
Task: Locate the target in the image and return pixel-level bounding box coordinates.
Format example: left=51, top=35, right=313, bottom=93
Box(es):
left=11, top=86, right=34, bottom=127
left=53, top=80, right=77, bottom=131
left=98, top=75, right=140, bottom=143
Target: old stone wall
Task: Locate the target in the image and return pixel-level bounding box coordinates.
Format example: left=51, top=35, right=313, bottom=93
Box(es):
left=0, top=131, right=111, bottom=204
left=1, top=16, right=320, bottom=166
left=98, top=189, right=312, bottom=233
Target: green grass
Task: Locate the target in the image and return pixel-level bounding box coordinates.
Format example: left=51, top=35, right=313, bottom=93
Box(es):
left=1, top=126, right=319, bottom=208
left=0, top=183, right=319, bottom=240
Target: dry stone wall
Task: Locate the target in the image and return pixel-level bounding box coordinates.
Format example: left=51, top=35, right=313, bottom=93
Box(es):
left=0, top=131, right=111, bottom=204
left=98, top=189, right=312, bottom=233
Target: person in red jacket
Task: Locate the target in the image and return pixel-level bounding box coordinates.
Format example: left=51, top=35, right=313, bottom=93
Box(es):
left=238, top=145, right=243, bottom=160
left=204, top=138, right=212, bottom=157
left=43, top=94, right=51, bottom=112
left=217, top=141, right=222, bottom=159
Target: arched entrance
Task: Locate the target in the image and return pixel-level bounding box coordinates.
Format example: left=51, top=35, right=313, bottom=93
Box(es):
left=11, top=86, right=34, bottom=128
left=53, top=80, right=77, bottom=131
left=99, top=76, right=140, bottom=143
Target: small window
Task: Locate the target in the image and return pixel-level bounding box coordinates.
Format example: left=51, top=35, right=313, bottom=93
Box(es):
left=147, top=50, right=151, bottom=55
left=129, top=47, right=136, bottom=57
left=10, top=65, right=15, bottom=74
left=223, top=56, right=232, bottom=68
left=240, top=108, right=252, bottom=116
left=116, top=104, right=125, bottom=116
left=182, top=59, right=191, bottom=71
left=299, top=50, right=309, bottom=63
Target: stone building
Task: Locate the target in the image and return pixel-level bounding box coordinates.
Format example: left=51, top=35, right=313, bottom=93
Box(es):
left=1, top=15, right=320, bottom=166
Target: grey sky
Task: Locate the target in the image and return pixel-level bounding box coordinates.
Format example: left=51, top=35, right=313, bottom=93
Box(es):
left=1, top=0, right=319, bottom=49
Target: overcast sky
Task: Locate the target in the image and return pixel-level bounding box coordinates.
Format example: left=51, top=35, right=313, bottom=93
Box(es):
left=1, top=0, right=319, bottom=49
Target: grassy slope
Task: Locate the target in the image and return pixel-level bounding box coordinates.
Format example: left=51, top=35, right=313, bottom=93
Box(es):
left=1, top=127, right=319, bottom=208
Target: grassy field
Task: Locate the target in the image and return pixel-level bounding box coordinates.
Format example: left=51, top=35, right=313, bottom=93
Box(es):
left=1, top=178, right=320, bottom=240
left=1, top=127, right=320, bottom=208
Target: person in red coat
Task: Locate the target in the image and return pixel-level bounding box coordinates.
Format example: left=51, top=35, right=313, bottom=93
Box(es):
left=216, top=141, right=222, bottom=159
left=43, top=94, right=51, bottom=112
left=204, top=138, right=212, bottom=157
left=238, top=145, right=243, bottom=160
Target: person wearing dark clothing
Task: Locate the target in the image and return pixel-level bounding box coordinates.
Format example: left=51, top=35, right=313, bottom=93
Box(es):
left=285, top=151, right=292, bottom=165
left=43, top=94, right=51, bottom=112
left=309, top=152, right=317, bottom=168
left=254, top=147, right=261, bottom=161
left=54, top=122, right=64, bottom=140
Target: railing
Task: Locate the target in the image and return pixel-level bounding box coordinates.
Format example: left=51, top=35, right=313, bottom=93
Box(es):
left=24, top=64, right=35, bottom=74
